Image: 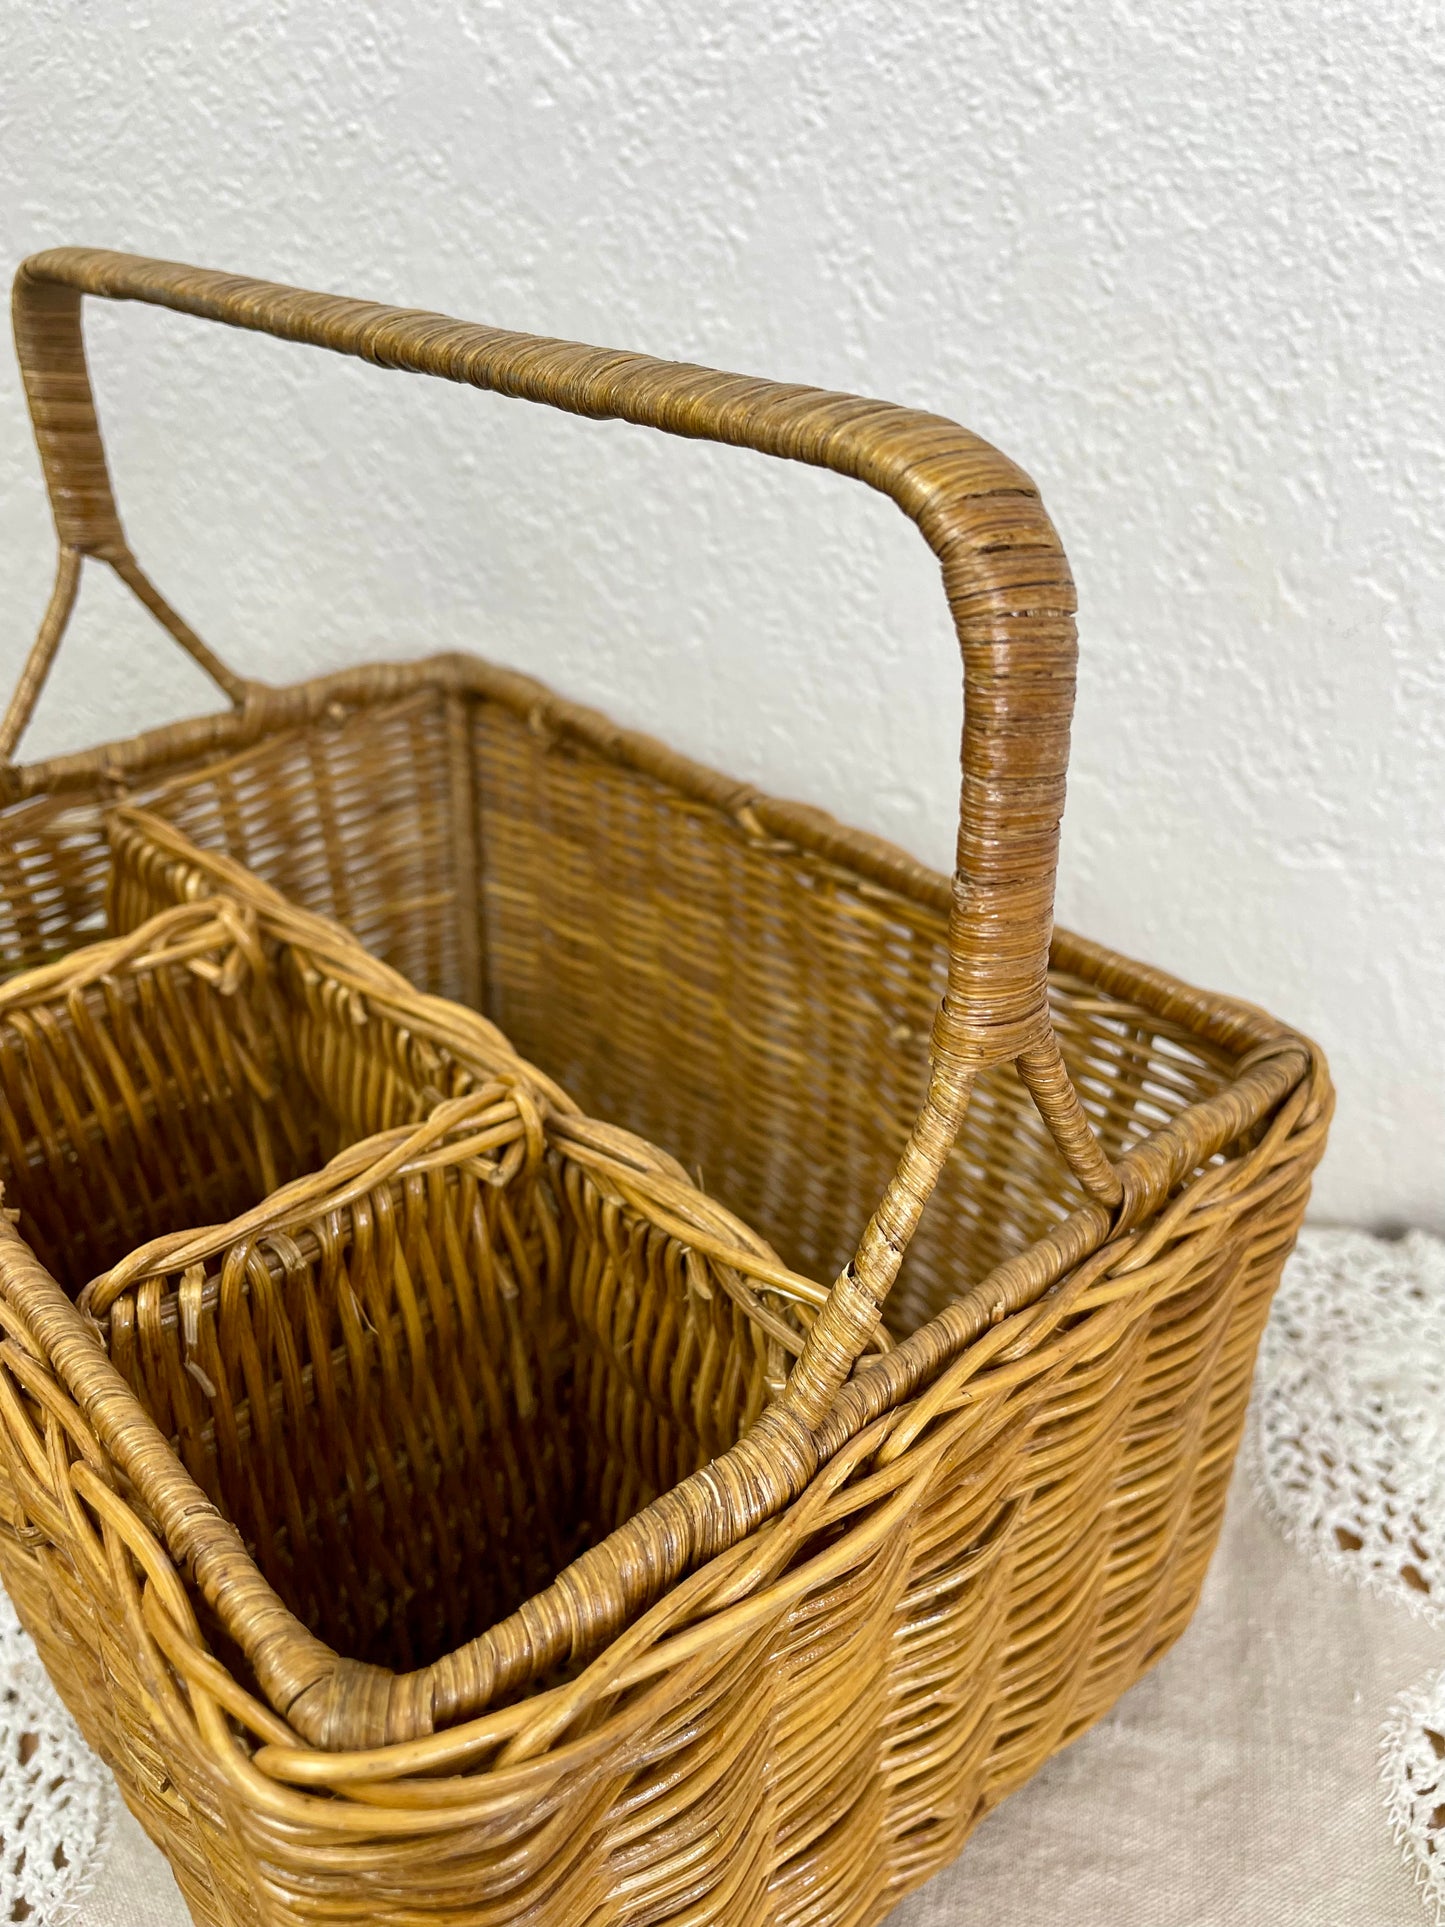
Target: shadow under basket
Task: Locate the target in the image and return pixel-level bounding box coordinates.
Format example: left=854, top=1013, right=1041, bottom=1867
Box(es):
left=0, top=887, right=811, bottom=1718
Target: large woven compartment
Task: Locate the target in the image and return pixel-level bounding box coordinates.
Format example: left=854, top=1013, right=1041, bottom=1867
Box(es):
left=0, top=248, right=1332, bottom=1927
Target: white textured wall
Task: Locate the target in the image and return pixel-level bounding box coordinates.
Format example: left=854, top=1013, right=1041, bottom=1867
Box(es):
left=3, top=0, right=1442, bottom=1227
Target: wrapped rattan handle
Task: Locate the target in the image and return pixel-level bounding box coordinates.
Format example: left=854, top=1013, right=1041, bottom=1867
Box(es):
left=9, top=247, right=1120, bottom=1430
left=3, top=273, right=258, bottom=762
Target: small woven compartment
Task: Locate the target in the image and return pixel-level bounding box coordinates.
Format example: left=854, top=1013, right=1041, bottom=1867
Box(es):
left=0, top=867, right=813, bottom=1712
left=0, top=904, right=308, bottom=1298
left=87, top=1096, right=665, bottom=1679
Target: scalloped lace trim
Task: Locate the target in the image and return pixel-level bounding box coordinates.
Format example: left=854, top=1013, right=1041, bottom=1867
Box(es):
left=0, top=1587, right=115, bottom=1924
left=1255, top=1226, right=1445, bottom=1915
left=1384, top=1667, right=1445, bottom=1924
left=1253, top=1227, right=1442, bottom=1623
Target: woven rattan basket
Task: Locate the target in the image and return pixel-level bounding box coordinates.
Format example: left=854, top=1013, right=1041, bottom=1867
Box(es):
left=0, top=248, right=1332, bottom=1926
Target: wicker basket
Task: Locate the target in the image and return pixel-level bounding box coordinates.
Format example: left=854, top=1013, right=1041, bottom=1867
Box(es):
left=0, top=248, right=1332, bottom=1926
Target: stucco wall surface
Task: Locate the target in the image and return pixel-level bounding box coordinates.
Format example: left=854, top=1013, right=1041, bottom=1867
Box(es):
left=2, top=0, right=1442, bottom=1226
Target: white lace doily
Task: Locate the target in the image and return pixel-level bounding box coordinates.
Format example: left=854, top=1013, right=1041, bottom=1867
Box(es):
left=0, top=1586, right=115, bottom=1924
left=1384, top=1668, right=1445, bottom=1925
left=1253, top=1227, right=1443, bottom=1624
left=1254, top=1226, right=1445, bottom=1918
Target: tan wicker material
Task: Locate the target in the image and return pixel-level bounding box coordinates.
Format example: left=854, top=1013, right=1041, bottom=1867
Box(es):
left=0, top=247, right=1332, bottom=1925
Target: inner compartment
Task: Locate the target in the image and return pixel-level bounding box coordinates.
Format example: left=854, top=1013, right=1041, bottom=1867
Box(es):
left=0, top=907, right=787, bottom=1673
left=0, top=937, right=323, bottom=1295
left=102, top=1132, right=761, bottom=1674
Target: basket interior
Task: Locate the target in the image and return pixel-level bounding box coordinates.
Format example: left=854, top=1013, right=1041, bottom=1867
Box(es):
left=0, top=669, right=1251, bottom=1344
left=0, top=919, right=788, bottom=1674
left=154, top=683, right=1245, bottom=1330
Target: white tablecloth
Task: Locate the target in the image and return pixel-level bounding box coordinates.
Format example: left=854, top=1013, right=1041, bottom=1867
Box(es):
left=65, top=1474, right=1436, bottom=1926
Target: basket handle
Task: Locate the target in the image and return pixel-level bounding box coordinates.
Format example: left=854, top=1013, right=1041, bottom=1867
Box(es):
left=9, top=247, right=1122, bottom=1429
left=2, top=272, right=259, bottom=764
